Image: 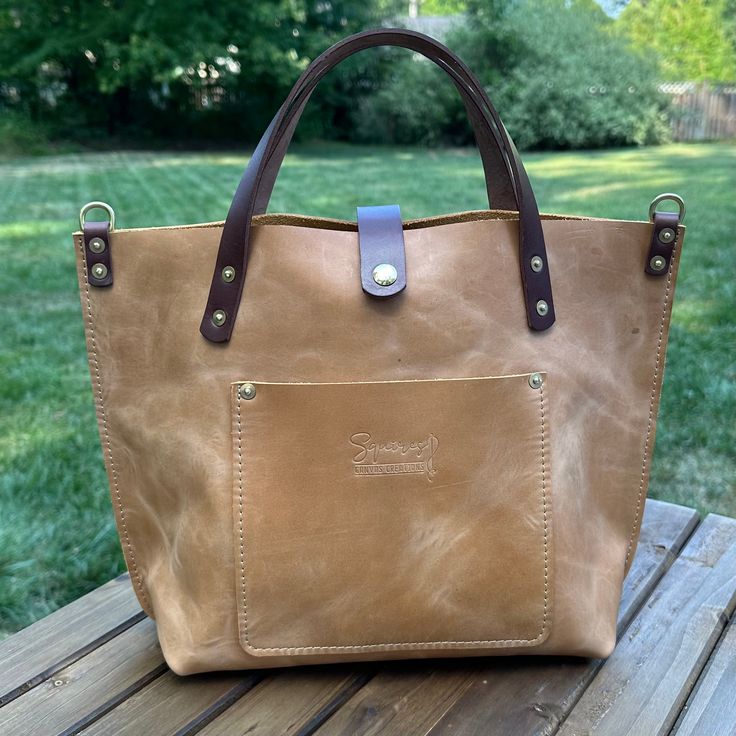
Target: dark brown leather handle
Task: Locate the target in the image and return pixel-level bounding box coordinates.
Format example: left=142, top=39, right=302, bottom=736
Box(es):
left=253, top=64, right=518, bottom=216
left=200, top=29, right=555, bottom=343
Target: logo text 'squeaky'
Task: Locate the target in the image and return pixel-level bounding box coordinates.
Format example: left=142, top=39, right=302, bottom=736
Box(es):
left=349, top=432, right=438, bottom=481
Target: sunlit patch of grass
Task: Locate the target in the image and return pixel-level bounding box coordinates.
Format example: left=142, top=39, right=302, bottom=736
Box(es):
left=0, top=141, right=733, bottom=637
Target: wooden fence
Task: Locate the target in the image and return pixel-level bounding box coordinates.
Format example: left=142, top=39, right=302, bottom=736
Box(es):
left=661, top=82, right=736, bottom=141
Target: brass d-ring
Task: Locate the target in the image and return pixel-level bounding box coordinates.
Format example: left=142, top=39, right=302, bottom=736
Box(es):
left=79, top=201, right=116, bottom=231
left=648, top=193, right=685, bottom=223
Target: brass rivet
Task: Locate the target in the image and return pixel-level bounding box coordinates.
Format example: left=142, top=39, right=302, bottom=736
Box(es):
left=536, top=299, right=549, bottom=317
left=88, top=237, right=106, bottom=254
left=372, top=263, right=398, bottom=287
left=239, top=383, right=256, bottom=400
left=530, top=255, right=544, bottom=273
left=529, top=373, right=544, bottom=389
left=91, top=263, right=108, bottom=279
left=650, top=255, right=667, bottom=272
left=212, top=309, right=227, bottom=327
left=658, top=227, right=675, bottom=244
left=222, top=266, right=236, bottom=283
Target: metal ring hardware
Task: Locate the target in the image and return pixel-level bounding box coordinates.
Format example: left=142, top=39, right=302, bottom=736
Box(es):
left=80, top=201, right=116, bottom=231
left=648, top=193, right=685, bottom=223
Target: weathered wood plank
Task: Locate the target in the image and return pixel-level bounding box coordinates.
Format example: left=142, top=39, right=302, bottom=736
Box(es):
left=80, top=671, right=261, bottom=736
left=0, top=618, right=163, bottom=736
left=670, top=616, right=736, bottom=736
left=195, top=667, right=370, bottom=736
left=0, top=574, right=142, bottom=707
left=313, top=500, right=697, bottom=736
left=425, top=499, right=699, bottom=736
left=314, top=665, right=476, bottom=736
left=557, top=513, right=736, bottom=736
left=617, top=500, right=699, bottom=620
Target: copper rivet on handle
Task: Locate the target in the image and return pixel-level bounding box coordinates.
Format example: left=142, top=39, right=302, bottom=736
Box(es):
left=658, top=228, right=675, bottom=244
left=91, top=263, right=108, bottom=279
left=530, top=255, right=544, bottom=273
left=239, top=383, right=256, bottom=400
left=212, top=309, right=227, bottom=327
left=88, top=237, right=106, bottom=254
left=536, top=300, right=549, bottom=317
left=529, top=373, right=543, bottom=389
left=650, top=255, right=667, bottom=272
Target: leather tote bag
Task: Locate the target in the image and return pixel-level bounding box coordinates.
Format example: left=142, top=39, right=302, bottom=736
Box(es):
left=73, top=29, right=685, bottom=675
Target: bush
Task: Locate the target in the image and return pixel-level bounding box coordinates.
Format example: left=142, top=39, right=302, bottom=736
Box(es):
left=351, top=0, right=671, bottom=150
left=0, top=111, right=54, bottom=156
left=350, top=50, right=465, bottom=145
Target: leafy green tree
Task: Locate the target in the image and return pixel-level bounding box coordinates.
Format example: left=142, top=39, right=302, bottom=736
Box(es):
left=417, top=0, right=468, bottom=13
left=617, top=0, right=736, bottom=82
left=355, top=0, right=669, bottom=149
left=0, top=0, right=394, bottom=141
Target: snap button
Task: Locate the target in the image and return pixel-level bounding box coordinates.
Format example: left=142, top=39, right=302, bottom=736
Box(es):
left=372, top=263, right=398, bottom=287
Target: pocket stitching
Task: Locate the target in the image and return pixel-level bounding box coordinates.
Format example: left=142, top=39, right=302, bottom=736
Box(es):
left=236, top=378, right=550, bottom=654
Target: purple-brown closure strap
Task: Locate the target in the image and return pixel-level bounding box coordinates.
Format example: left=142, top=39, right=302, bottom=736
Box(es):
left=358, top=205, right=407, bottom=298
left=200, top=29, right=555, bottom=343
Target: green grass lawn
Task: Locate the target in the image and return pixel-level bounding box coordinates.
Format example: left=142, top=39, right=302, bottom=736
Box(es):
left=0, top=142, right=734, bottom=637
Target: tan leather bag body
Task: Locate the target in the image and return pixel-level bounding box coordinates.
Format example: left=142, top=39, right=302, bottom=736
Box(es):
left=73, top=30, right=685, bottom=675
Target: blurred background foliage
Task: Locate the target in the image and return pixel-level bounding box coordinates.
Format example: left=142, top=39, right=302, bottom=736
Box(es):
left=1, top=0, right=735, bottom=155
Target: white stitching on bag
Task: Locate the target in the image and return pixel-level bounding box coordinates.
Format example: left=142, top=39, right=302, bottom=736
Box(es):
left=236, top=380, right=550, bottom=654
left=78, top=237, right=150, bottom=610
left=624, top=241, right=678, bottom=569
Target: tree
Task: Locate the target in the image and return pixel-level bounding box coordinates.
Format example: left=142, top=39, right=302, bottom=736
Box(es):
left=617, top=0, right=736, bottom=82
left=353, top=0, right=670, bottom=149
left=0, top=0, right=395, bottom=141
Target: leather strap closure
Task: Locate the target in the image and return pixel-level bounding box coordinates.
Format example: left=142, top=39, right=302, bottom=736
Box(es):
left=645, top=211, right=679, bottom=276
left=358, top=205, right=407, bottom=298
left=83, top=221, right=113, bottom=287
left=199, top=29, right=555, bottom=343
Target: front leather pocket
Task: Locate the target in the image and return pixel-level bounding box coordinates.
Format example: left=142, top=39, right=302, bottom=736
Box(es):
left=231, top=373, right=551, bottom=657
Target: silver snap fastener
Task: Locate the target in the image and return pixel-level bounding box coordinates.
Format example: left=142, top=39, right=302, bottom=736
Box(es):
left=530, top=255, right=544, bottom=273
left=221, top=266, right=236, bottom=283
left=239, top=383, right=256, bottom=400
left=658, top=227, right=675, bottom=244
left=650, top=255, right=667, bottom=272
left=372, top=263, right=398, bottom=287
left=91, top=263, right=108, bottom=279
left=536, top=299, right=549, bottom=317
left=212, top=309, right=227, bottom=327
left=529, top=373, right=544, bottom=389
left=88, top=237, right=106, bottom=254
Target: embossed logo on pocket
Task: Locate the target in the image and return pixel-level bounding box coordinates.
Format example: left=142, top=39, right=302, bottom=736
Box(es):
left=349, top=432, right=438, bottom=480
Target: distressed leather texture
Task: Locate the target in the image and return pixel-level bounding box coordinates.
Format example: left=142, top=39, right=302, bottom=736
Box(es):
left=232, top=374, right=550, bottom=655
left=72, top=210, right=683, bottom=675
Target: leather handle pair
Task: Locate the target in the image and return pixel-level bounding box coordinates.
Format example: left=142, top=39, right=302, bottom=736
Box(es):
left=200, top=29, right=555, bottom=343
left=253, top=62, right=518, bottom=217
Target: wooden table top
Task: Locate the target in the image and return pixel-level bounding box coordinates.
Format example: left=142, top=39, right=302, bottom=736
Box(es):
left=1, top=499, right=735, bottom=736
